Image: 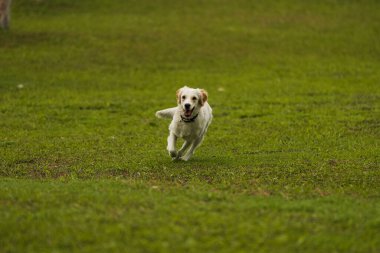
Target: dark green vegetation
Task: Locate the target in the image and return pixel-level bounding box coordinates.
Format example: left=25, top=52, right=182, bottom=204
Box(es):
left=1, top=0, right=379, bottom=252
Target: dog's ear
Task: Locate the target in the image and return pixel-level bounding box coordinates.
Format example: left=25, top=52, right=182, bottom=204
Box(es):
left=176, top=88, right=182, bottom=104
left=199, top=89, right=208, bottom=106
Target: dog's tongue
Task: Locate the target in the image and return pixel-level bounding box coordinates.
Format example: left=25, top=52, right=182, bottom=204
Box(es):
left=185, top=110, right=192, bottom=117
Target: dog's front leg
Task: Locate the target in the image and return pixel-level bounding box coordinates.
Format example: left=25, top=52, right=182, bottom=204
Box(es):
left=177, top=141, right=191, bottom=159
left=167, top=132, right=178, bottom=159
left=181, top=136, right=204, bottom=161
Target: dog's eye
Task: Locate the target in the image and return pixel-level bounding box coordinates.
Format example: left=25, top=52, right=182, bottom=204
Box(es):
left=192, top=97, right=197, bottom=100
left=182, top=95, right=186, bottom=99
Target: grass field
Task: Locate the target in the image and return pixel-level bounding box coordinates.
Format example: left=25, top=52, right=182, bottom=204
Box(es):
left=1, top=0, right=380, bottom=252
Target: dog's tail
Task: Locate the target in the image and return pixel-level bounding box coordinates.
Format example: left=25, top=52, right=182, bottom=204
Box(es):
left=155, top=107, right=177, bottom=119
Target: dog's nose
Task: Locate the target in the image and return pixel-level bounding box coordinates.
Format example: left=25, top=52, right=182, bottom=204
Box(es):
left=184, top=103, right=191, bottom=109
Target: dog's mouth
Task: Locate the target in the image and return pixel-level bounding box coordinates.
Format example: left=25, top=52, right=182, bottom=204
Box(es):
left=184, top=108, right=194, bottom=117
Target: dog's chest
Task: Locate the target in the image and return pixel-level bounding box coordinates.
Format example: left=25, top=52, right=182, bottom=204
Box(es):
left=170, top=120, right=202, bottom=138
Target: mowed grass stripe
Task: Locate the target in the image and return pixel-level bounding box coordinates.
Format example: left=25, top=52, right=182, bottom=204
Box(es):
left=0, top=179, right=379, bottom=253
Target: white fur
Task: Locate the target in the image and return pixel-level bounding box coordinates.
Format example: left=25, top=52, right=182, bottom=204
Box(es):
left=156, top=86, right=212, bottom=161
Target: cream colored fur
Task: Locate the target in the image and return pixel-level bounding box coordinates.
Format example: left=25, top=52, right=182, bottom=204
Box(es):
left=156, top=86, right=213, bottom=161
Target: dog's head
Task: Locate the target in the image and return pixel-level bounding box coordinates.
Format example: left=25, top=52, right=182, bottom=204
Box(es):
left=176, top=86, right=208, bottom=118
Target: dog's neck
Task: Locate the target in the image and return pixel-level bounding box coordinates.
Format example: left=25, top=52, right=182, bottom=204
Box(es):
left=180, top=113, right=199, bottom=123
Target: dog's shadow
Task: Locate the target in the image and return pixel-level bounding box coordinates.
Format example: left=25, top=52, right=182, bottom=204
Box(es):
left=166, top=155, right=233, bottom=167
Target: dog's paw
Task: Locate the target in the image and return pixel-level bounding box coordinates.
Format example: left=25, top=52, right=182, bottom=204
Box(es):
left=179, top=156, right=190, bottom=162
left=169, top=150, right=177, bottom=158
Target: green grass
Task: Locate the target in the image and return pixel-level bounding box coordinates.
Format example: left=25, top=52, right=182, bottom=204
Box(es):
left=1, top=0, right=379, bottom=252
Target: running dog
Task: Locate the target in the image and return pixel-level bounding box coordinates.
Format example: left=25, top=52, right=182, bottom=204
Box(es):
left=156, top=86, right=212, bottom=161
